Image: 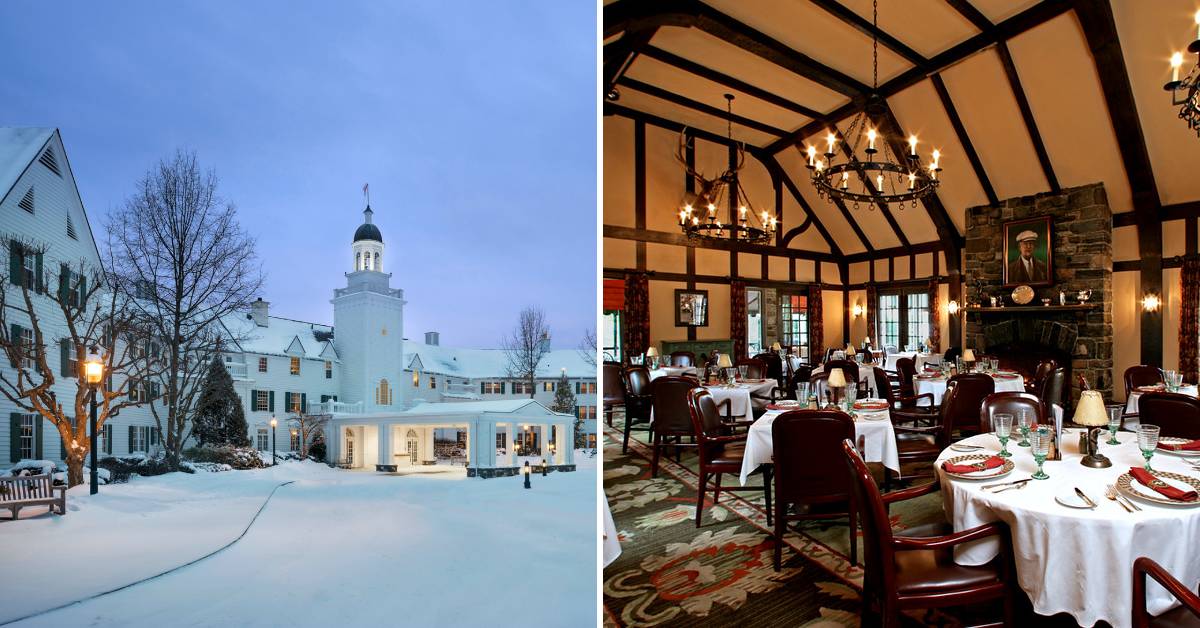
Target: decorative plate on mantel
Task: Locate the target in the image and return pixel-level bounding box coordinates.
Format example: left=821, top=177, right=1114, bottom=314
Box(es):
left=1011, top=285, right=1034, bottom=305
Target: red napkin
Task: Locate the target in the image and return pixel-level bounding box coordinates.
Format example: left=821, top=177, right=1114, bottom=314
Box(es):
left=1129, top=467, right=1198, bottom=502
left=1159, top=439, right=1200, bottom=452
left=942, top=456, right=1005, bottom=474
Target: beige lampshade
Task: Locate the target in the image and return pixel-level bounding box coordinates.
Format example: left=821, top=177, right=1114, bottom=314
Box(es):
left=716, top=353, right=733, bottom=368
left=827, top=368, right=847, bottom=388
left=771, top=341, right=781, bottom=351
left=845, top=343, right=855, bottom=355
left=1073, top=390, right=1109, bottom=426
left=645, top=346, right=658, bottom=358
left=962, top=348, right=976, bottom=362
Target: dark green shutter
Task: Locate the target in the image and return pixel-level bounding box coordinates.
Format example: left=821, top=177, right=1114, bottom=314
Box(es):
left=60, top=430, right=65, bottom=459
left=480, top=382, right=485, bottom=394
left=8, top=243, right=21, bottom=287
left=501, top=382, right=506, bottom=394
left=284, top=392, right=292, bottom=412
left=34, top=252, right=43, bottom=293
left=78, top=274, right=86, bottom=310
left=34, top=418, right=42, bottom=459
left=104, top=424, right=112, bottom=454
left=128, top=425, right=135, bottom=453
left=320, top=394, right=329, bottom=403
left=60, top=339, right=70, bottom=376
left=9, top=413, right=20, bottom=462
left=268, top=390, right=275, bottom=412
left=301, top=393, right=307, bottom=413
left=58, top=264, right=69, bottom=303
left=151, top=427, right=159, bottom=447
left=9, top=324, right=21, bottom=368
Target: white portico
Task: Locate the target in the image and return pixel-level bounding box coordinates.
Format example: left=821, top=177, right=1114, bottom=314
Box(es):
left=322, top=399, right=576, bottom=478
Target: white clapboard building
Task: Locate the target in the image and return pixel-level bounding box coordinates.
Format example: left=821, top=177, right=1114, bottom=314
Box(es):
left=0, top=128, right=597, bottom=475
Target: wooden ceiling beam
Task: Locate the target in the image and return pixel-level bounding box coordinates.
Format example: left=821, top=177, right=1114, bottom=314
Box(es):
left=603, top=224, right=839, bottom=263
left=930, top=73, right=998, bottom=205
left=831, top=129, right=911, bottom=248
left=943, top=0, right=994, bottom=33
left=844, top=240, right=943, bottom=264
left=604, top=28, right=659, bottom=97
left=757, top=152, right=847, bottom=256
left=996, top=41, right=1059, bottom=192
left=604, top=102, right=746, bottom=148
left=808, top=0, right=928, bottom=67
left=616, top=77, right=791, bottom=137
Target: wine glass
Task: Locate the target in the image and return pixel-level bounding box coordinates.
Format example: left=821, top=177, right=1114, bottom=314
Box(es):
left=994, top=414, right=1013, bottom=458
left=1031, top=427, right=1051, bottom=480
left=737, top=365, right=748, bottom=381
left=845, top=382, right=857, bottom=410
left=1137, top=424, right=1160, bottom=471
left=1106, top=405, right=1122, bottom=445
left=796, top=382, right=810, bottom=403
left=1017, top=409, right=1033, bottom=447
left=1165, top=370, right=1178, bottom=392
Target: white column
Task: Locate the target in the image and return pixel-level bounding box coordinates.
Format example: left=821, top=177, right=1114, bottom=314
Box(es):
left=508, top=424, right=516, bottom=466
left=326, top=422, right=340, bottom=465
left=564, top=424, right=575, bottom=465
left=558, top=422, right=569, bottom=464
left=484, top=422, right=496, bottom=468
left=377, top=423, right=392, bottom=469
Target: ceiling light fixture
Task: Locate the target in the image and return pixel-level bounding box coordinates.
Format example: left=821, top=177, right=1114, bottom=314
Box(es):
left=1164, top=11, right=1200, bottom=137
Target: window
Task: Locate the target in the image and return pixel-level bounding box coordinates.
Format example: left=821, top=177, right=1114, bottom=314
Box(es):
left=285, top=392, right=303, bottom=413
left=876, top=290, right=930, bottom=350
left=602, top=310, right=622, bottom=362
left=355, top=251, right=361, bottom=270
left=481, top=382, right=503, bottom=394
left=575, top=406, right=596, bottom=420
left=258, top=357, right=268, bottom=373
left=495, top=432, right=506, bottom=448
left=746, top=288, right=763, bottom=355
left=512, top=381, right=533, bottom=395
left=906, top=293, right=931, bottom=349
left=543, top=381, right=555, bottom=392
left=253, top=390, right=270, bottom=412
left=19, top=414, right=35, bottom=459
left=779, top=293, right=809, bottom=353
left=877, top=294, right=900, bottom=348
left=575, top=382, right=596, bottom=395
left=586, top=434, right=597, bottom=449
left=412, top=370, right=420, bottom=387
left=289, top=357, right=300, bottom=375
left=376, top=379, right=392, bottom=405
left=256, top=428, right=269, bottom=451
left=18, top=326, right=35, bottom=370
left=429, top=375, right=436, bottom=390
left=289, top=430, right=300, bottom=451
left=129, top=379, right=143, bottom=403
left=325, top=360, right=332, bottom=379
left=131, top=426, right=150, bottom=453
left=99, top=423, right=111, bottom=456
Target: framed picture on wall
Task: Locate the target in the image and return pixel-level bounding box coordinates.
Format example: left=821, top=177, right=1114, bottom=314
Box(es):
left=1002, top=215, right=1053, bottom=287
left=675, top=289, right=709, bottom=327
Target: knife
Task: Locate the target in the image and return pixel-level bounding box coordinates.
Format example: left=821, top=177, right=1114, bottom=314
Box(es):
left=1075, top=487, right=1098, bottom=509
left=982, top=478, right=1029, bottom=490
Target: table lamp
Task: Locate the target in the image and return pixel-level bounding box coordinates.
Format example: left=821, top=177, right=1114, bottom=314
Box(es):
left=827, top=367, right=847, bottom=407
left=771, top=341, right=782, bottom=352
left=1074, top=390, right=1112, bottom=468
left=961, top=348, right=976, bottom=372
left=717, top=353, right=733, bottom=384
left=645, top=346, right=659, bottom=369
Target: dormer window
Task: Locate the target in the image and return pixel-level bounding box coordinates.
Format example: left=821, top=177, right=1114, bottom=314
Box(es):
left=290, top=356, right=300, bottom=375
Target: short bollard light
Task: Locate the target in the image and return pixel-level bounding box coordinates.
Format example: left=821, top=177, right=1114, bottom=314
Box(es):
left=523, top=461, right=531, bottom=489
left=541, top=458, right=548, bottom=477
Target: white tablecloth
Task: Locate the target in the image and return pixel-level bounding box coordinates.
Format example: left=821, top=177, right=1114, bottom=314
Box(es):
left=913, top=372, right=1026, bottom=406
left=649, top=366, right=699, bottom=380
left=603, top=497, right=621, bottom=567
left=935, top=430, right=1200, bottom=628
left=812, top=363, right=878, bottom=398
left=739, top=407, right=900, bottom=485
left=651, top=381, right=775, bottom=422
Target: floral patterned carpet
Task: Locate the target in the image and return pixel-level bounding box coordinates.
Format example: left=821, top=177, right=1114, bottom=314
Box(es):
left=601, top=421, right=953, bottom=627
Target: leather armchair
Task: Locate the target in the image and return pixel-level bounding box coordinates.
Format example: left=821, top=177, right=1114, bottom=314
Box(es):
left=980, top=392, right=1044, bottom=433
left=649, top=376, right=701, bottom=477
left=621, top=366, right=654, bottom=453
left=687, top=388, right=771, bottom=528
left=1139, top=392, right=1200, bottom=440
left=602, top=361, right=625, bottom=427
left=669, top=351, right=696, bottom=367
left=1133, top=556, right=1200, bottom=628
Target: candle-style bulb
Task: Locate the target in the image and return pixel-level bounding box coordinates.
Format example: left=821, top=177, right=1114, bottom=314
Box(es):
left=825, top=132, right=837, bottom=154
left=875, top=173, right=883, bottom=190
left=908, top=172, right=916, bottom=190
left=707, top=203, right=716, bottom=216
left=931, top=149, right=941, bottom=168
left=739, top=205, right=747, bottom=217
left=908, top=134, right=918, bottom=156
left=1172, top=51, right=1185, bottom=83
left=806, top=145, right=817, bottom=166
left=841, top=172, right=849, bottom=190
left=866, top=128, right=877, bottom=151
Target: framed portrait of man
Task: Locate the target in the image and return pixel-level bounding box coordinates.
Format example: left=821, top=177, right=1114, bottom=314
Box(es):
left=675, top=289, right=708, bottom=327
left=1002, top=216, right=1053, bottom=287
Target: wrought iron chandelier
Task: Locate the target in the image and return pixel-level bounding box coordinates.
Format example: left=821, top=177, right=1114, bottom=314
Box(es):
left=803, top=0, right=942, bottom=210
left=676, top=94, right=777, bottom=244
left=1165, top=11, right=1200, bottom=138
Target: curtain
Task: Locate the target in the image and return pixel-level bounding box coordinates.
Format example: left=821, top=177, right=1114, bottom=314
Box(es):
left=731, top=281, right=747, bottom=359
left=1181, top=259, right=1200, bottom=383
left=809, top=285, right=823, bottom=360
left=622, top=273, right=650, bottom=361
left=928, top=278, right=942, bottom=354
left=865, top=284, right=877, bottom=348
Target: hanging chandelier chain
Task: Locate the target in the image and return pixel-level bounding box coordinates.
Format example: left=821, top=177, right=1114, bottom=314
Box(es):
left=872, top=0, right=879, bottom=91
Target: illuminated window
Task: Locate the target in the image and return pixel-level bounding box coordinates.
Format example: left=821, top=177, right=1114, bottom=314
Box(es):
left=376, top=379, right=392, bottom=405
left=412, top=370, right=420, bottom=387
left=543, top=381, right=555, bottom=392
left=512, top=381, right=533, bottom=395
left=290, top=357, right=300, bottom=375
left=575, top=382, right=596, bottom=394
left=325, top=360, right=332, bottom=379
left=481, top=382, right=503, bottom=394
left=258, top=357, right=268, bottom=373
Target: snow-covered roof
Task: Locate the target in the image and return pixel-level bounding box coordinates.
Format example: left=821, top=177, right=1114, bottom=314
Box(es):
left=403, top=340, right=593, bottom=379
left=0, top=127, right=55, bottom=203
left=405, top=399, right=570, bottom=417
left=221, top=313, right=335, bottom=361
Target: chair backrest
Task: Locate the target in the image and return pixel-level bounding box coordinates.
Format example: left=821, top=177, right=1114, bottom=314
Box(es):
left=895, top=357, right=918, bottom=398
left=980, top=392, right=1044, bottom=433
left=602, top=361, right=626, bottom=403
left=669, top=351, right=696, bottom=367
left=946, top=373, right=995, bottom=435
left=1125, top=365, right=1164, bottom=399
left=1031, top=359, right=1058, bottom=388
left=1133, top=557, right=1200, bottom=628
left=686, top=388, right=727, bottom=447
left=735, top=357, right=768, bottom=380
left=842, top=439, right=895, bottom=606
left=936, top=382, right=964, bottom=445
left=624, top=365, right=651, bottom=397
left=810, top=372, right=831, bottom=404
left=651, top=376, right=701, bottom=438
left=1138, top=392, right=1200, bottom=439
left=870, top=367, right=896, bottom=405
left=824, top=359, right=859, bottom=385
left=772, top=410, right=855, bottom=504
left=943, top=346, right=961, bottom=365
left=753, top=352, right=784, bottom=382
left=1037, top=367, right=1067, bottom=416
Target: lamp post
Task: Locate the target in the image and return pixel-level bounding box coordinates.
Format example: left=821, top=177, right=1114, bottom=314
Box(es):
left=523, top=461, right=531, bottom=489
left=269, top=416, right=278, bottom=466
left=83, top=350, right=104, bottom=496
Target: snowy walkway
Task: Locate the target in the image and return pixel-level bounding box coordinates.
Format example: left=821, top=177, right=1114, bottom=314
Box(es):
left=1, top=457, right=597, bottom=627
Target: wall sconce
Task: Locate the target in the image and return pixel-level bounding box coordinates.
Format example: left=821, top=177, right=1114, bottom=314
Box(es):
left=947, top=300, right=960, bottom=315
left=1142, top=293, right=1162, bottom=312
left=851, top=302, right=864, bottom=318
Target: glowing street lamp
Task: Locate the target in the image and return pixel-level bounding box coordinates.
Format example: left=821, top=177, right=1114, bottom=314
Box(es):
left=84, top=350, right=104, bottom=495
left=269, top=416, right=278, bottom=466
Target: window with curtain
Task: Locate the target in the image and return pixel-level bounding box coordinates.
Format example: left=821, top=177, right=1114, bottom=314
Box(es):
left=746, top=288, right=763, bottom=355
left=779, top=293, right=808, bottom=350
left=877, top=289, right=930, bottom=349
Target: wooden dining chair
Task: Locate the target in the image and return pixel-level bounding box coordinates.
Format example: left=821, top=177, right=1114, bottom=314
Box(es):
left=894, top=357, right=920, bottom=399
left=753, top=352, right=784, bottom=388
left=870, top=367, right=936, bottom=426
left=771, top=410, right=857, bottom=570
left=825, top=359, right=868, bottom=397
left=842, top=439, right=1015, bottom=627
left=943, top=346, right=961, bottom=366
left=1036, top=367, right=1067, bottom=420
left=734, top=357, right=768, bottom=380
left=1125, top=365, right=1166, bottom=399
left=1132, top=556, right=1200, bottom=628
left=945, top=373, right=995, bottom=437
left=648, top=375, right=701, bottom=477
left=602, top=361, right=625, bottom=427
left=887, top=380, right=959, bottom=488
left=687, top=388, right=771, bottom=528
left=669, top=351, right=696, bottom=367
left=621, top=366, right=654, bottom=453
left=1025, top=359, right=1058, bottom=394
left=980, top=392, right=1044, bottom=432
left=1138, top=392, right=1200, bottom=440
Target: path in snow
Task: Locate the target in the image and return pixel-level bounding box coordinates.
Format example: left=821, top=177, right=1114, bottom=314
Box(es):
left=2, top=458, right=597, bottom=627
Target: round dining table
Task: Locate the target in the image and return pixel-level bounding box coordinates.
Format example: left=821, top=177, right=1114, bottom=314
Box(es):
left=913, top=371, right=1025, bottom=405
left=882, top=351, right=942, bottom=372
left=935, top=429, right=1200, bottom=628
left=740, top=405, right=900, bottom=485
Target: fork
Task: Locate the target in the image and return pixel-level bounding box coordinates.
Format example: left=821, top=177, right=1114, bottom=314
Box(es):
left=1105, top=485, right=1132, bottom=512
left=1107, top=484, right=1141, bottom=512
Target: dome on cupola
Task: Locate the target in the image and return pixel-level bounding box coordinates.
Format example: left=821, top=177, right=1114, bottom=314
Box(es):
left=353, top=206, right=382, bottom=243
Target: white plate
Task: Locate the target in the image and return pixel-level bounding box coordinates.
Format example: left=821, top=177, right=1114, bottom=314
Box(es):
left=941, top=455, right=1015, bottom=481
left=1156, top=437, right=1200, bottom=457
left=1116, top=471, right=1200, bottom=507
left=1054, top=489, right=1095, bottom=509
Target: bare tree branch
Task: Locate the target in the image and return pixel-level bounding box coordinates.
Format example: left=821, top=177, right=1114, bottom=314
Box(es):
left=501, top=306, right=550, bottom=399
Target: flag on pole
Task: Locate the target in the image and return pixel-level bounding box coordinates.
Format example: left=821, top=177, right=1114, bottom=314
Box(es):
left=362, top=182, right=369, bottom=205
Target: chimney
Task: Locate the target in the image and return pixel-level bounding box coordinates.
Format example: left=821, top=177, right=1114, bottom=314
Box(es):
left=539, top=331, right=551, bottom=353
left=424, top=331, right=440, bottom=346
left=250, top=298, right=269, bottom=327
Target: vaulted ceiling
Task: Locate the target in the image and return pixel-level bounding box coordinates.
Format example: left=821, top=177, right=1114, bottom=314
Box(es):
left=604, top=0, right=1200, bottom=260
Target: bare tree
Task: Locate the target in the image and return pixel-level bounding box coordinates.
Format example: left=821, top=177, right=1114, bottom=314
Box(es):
left=288, top=412, right=329, bottom=458
left=501, top=306, right=550, bottom=399
left=0, top=237, right=151, bottom=485
left=578, top=327, right=597, bottom=368
left=105, top=150, right=264, bottom=470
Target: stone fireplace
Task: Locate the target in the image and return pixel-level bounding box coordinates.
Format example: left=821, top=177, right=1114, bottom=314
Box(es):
left=963, top=183, right=1113, bottom=404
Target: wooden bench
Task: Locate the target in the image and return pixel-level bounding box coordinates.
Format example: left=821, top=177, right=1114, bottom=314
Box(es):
left=1, top=474, right=67, bottom=519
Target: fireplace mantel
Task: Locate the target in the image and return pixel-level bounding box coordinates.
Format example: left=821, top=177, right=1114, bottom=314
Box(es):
left=965, top=304, right=1099, bottom=314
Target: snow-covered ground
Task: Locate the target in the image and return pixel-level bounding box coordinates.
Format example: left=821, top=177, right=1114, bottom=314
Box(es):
left=0, top=453, right=597, bottom=627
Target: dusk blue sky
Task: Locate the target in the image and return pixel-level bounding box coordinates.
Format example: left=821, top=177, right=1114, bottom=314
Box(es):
left=0, top=1, right=596, bottom=349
